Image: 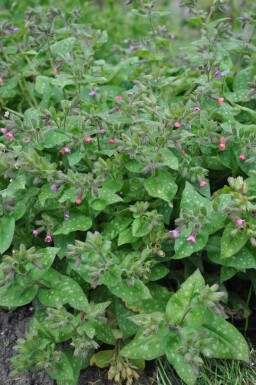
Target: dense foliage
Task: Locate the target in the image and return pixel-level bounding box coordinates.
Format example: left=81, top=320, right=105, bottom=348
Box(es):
left=0, top=1, right=256, bottom=384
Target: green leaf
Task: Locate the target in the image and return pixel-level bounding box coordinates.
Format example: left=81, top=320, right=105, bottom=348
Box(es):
left=207, top=237, right=256, bottom=270
left=38, top=268, right=88, bottom=310
left=132, top=217, right=151, bottom=237
left=220, top=223, right=248, bottom=258
left=90, top=350, right=114, bottom=368
left=102, top=216, right=133, bottom=240
left=118, top=227, right=139, bottom=246
left=161, top=148, right=179, bottom=170
left=144, top=170, right=177, bottom=205
left=115, top=298, right=139, bottom=339
left=165, top=332, right=197, bottom=385
left=90, top=189, right=123, bottom=210
left=220, top=266, right=237, bottom=282
left=50, top=37, right=76, bottom=55
left=174, top=228, right=209, bottom=260
left=202, top=311, right=249, bottom=361
left=120, top=325, right=168, bottom=360
left=46, top=351, right=78, bottom=383
left=42, top=130, right=69, bottom=148
left=166, top=270, right=205, bottom=326
left=27, top=247, right=59, bottom=280
left=0, top=216, right=15, bottom=254
left=53, top=215, right=92, bottom=235
left=180, top=182, right=211, bottom=215
left=149, top=264, right=169, bottom=281
left=0, top=276, right=38, bottom=307
left=53, top=233, right=76, bottom=259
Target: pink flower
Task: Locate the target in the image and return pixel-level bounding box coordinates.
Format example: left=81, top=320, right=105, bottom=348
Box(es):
left=33, top=229, right=39, bottom=237
left=1, top=128, right=7, bottom=134
left=180, top=149, right=186, bottom=155
left=109, top=138, right=115, bottom=144
left=0, top=77, right=3, bottom=85
left=59, top=147, right=71, bottom=155
left=115, top=96, right=123, bottom=102
left=5, top=132, right=14, bottom=140
left=53, top=68, right=59, bottom=74
left=217, top=97, right=224, bottom=105
left=85, top=137, right=92, bottom=143
left=174, top=121, right=181, bottom=128
left=44, top=234, right=52, bottom=243
left=76, top=197, right=82, bottom=205
left=219, top=143, right=226, bottom=151
left=219, top=137, right=226, bottom=144
left=194, top=105, right=201, bottom=113
left=239, top=154, right=246, bottom=161
left=236, top=218, right=245, bottom=228
left=186, top=234, right=196, bottom=243
left=199, top=181, right=207, bottom=188
left=89, top=90, right=96, bottom=97
left=51, top=183, right=59, bottom=193
left=46, top=125, right=52, bottom=130
left=129, top=44, right=137, bottom=52
left=169, top=229, right=180, bottom=238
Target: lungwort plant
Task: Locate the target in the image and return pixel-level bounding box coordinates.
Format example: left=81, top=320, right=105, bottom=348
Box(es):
left=0, top=0, right=256, bottom=384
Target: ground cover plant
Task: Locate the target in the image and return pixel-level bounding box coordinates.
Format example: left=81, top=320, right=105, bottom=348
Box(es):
left=0, top=0, right=256, bottom=384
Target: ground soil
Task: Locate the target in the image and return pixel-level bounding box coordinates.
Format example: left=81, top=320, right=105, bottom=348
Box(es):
left=0, top=306, right=156, bottom=385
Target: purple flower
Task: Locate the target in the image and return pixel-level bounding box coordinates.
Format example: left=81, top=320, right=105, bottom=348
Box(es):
left=186, top=234, right=196, bottom=243
left=169, top=34, right=175, bottom=40
left=13, top=28, right=19, bottom=34
left=194, top=105, right=201, bottom=113
left=170, top=229, right=180, bottom=238
left=89, top=90, right=96, bottom=97
left=51, top=183, right=59, bottom=193
left=214, top=70, right=222, bottom=79
left=33, top=229, right=39, bottom=237
left=129, top=44, right=137, bottom=52
left=64, top=212, right=70, bottom=221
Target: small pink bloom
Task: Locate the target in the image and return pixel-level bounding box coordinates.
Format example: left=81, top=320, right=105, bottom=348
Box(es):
left=23, top=136, right=31, bottom=142
left=46, top=125, right=52, bottom=130
left=217, top=97, right=224, bottom=105
left=236, top=218, right=245, bottom=228
left=53, top=67, right=59, bottom=74
left=115, top=96, right=123, bottom=102
left=180, top=149, right=186, bottom=155
left=239, top=154, right=246, bottom=161
left=86, top=137, right=92, bottom=143
left=194, top=105, right=201, bottom=113
left=219, top=137, right=226, bottom=144
left=0, top=77, right=3, bottom=85
left=169, top=229, right=180, bottom=238
left=59, top=147, right=71, bottom=155
left=76, top=197, right=82, bottom=205
left=13, top=28, right=19, bottom=34
left=109, top=138, right=115, bottom=144
left=5, top=132, right=14, bottom=141
left=129, top=44, right=137, bottom=52
left=51, top=183, right=59, bottom=193
left=186, top=234, right=196, bottom=243
left=1, top=128, right=7, bottom=134
left=44, top=234, right=52, bottom=243
left=89, top=90, right=96, bottom=97
left=174, top=121, right=181, bottom=128
left=33, top=229, right=39, bottom=237
left=199, top=181, right=207, bottom=188
left=219, top=143, right=226, bottom=151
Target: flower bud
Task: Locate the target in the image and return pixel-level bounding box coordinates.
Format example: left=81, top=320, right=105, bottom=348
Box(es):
left=186, top=234, right=196, bottom=243
left=199, top=181, right=207, bottom=188
left=85, top=136, right=92, bottom=143
left=217, top=97, right=224, bottom=105
left=239, top=154, right=246, bottom=161
left=44, top=234, right=52, bottom=243
left=235, top=218, right=245, bottom=228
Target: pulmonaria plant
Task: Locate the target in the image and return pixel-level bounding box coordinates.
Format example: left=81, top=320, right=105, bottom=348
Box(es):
left=0, top=1, right=255, bottom=385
